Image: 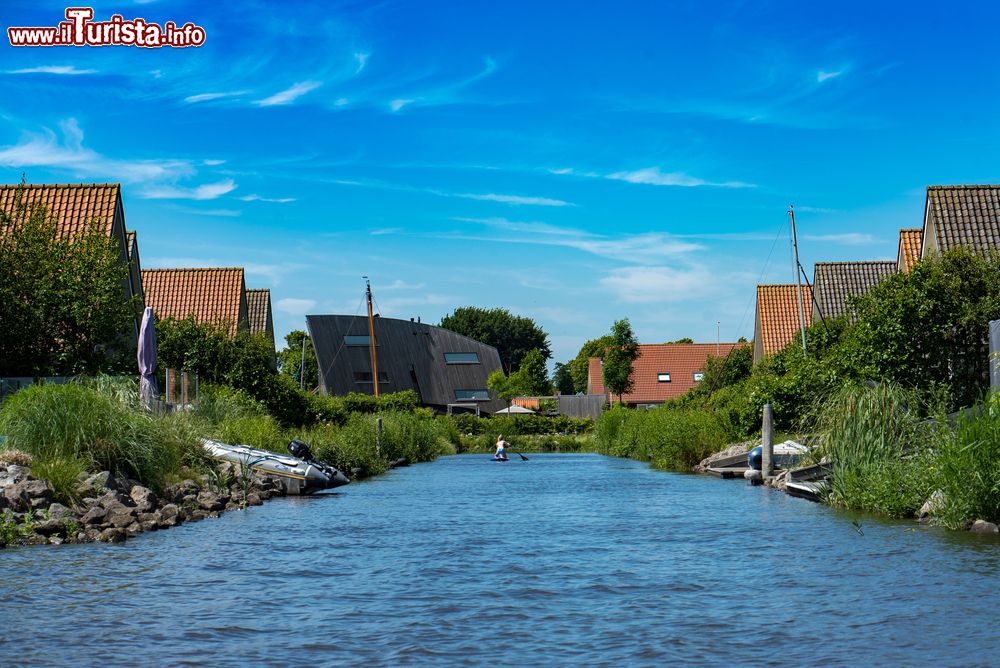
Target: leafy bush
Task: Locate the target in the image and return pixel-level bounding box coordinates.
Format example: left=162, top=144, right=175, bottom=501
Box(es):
left=934, top=397, right=1000, bottom=528
left=449, top=413, right=593, bottom=436
left=594, top=404, right=727, bottom=471
left=196, top=384, right=267, bottom=424
left=215, top=413, right=284, bottom=452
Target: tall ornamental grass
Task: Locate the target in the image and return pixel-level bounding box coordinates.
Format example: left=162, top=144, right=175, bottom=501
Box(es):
left=0, top=383, right=197, bottom=500
left=808, top=382, right=935, bottom=517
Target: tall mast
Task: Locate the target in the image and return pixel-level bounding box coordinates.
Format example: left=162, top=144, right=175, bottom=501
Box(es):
left=788, top=205, right=808, bottom=358
left=365, top=277, right=380, bottom=397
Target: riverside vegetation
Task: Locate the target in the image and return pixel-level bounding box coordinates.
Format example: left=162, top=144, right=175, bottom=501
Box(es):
left=591, top=247, right=1000, bottom=531
left=0, top=378, right=457, bottom=547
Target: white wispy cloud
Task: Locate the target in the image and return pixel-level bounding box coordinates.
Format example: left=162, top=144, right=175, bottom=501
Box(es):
left=238, top=194, right=296, bottom=203
left=389, top=98, right=414, bottom=112
left=385, top=56, right=498, bottom=112
left=184, top=90, right=249, bottom=104
left=7, top=65, right=97, bottom=75
left=817, top=70, right=843, bottom=83
left=455, top=192, right=573, bottom=207
left=276, top=298, right=318, bottom=315
left=203, top=159, right=226, bottom=166
left=599, top=265, right=729, bottom=303
left=803, top=233, right=877, bottom=245
left=354, top=52, right=369, bottom=75
left=142, top=179, right=237, bottom=200
left=370, top=227, right=403, bottom=235
left=0, top=118, right=192, bottom=182
left=605, top=167, right=753, bottom=189
left=443, top=217, right=702, bottom=262
left=255, top=81, right=322, bottom=106
left=382, top=279, right=426, bottom=291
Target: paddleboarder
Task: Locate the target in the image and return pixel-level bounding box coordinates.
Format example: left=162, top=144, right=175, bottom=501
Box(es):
left=495, top=435, right=509, bottom=461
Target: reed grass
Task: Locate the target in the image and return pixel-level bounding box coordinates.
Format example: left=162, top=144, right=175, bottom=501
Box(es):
left=807, top=382, right=935, bottom=517
left=594, top=405, right=728, bottom=471
left=933, top=397, right=1000, bottom=528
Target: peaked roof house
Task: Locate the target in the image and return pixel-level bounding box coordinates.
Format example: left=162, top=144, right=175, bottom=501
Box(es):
left=921, top=185, right=1000, bottom=256
left=753, top=284, right=812, bottom=365
left=246, top=288, right=276, bottom=368
left=142, top=267, right=248, bottom=336
left=125, top=230, right=144, bottom=307
left=0, top=183, right=141, bottom=337
left=897, top=228, right=923, bottom=273
left=246, top=288, right=275, bottom=345
left=811, top=261, right=897, bottom=323
left=587, top=342, right=747, bottom=407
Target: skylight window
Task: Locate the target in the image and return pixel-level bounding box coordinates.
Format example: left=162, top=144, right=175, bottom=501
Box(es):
left=657, top=373, right=671, bottom=383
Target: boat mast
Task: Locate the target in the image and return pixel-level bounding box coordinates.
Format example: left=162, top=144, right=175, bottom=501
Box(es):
left=788, top=205, right=808, bottom=358
left=365, top=277, right=381, bottom=397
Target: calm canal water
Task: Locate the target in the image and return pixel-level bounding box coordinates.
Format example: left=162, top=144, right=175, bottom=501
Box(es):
left=2, top=453, right=999, bottom=666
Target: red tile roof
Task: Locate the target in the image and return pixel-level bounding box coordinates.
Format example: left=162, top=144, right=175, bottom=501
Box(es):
left=0, top=183, right=120, bottom=239
left=897, top=228, right=923, bottom=272
left=587, top=343, right=747, bottom=404
left=755, top=284, right=812, bottom=357
left=142, top=268, right=247, bottom=336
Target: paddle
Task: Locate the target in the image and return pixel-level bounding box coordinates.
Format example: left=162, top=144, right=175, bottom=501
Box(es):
left=513, top=450, right=529, bottom=461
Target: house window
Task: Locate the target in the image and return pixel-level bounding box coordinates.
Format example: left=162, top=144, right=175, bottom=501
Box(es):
left=693, top=372, right=705, bottom=382
left=353, top=371, right=389, bottom=383
left=657, top=373, right=671, bottom=383
left=444, top=352, right=480, bottom=364
left=455, top=389, right=490, bottom=401
left=344, top=335, right=371, bottom=346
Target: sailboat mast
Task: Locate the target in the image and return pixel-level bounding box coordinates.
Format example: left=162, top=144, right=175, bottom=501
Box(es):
left=789, top=205, right=808, bottom=358
left=365, top=278, right=380, bottom=397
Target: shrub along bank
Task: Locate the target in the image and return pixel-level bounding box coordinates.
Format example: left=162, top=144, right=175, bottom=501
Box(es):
left=0, top=378, right=455, bottom=546
left=591, top=248, right=1000, bottom=530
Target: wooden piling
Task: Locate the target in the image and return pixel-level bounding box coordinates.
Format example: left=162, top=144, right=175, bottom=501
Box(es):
left=762, top=402, right=774, bottom=479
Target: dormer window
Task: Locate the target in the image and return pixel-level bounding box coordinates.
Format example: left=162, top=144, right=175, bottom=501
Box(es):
left=693, top=372, right=704, bottom=382
left=657, top=373, right=671, bottom=383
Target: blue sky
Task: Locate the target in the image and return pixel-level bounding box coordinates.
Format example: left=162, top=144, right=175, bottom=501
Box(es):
left=3, top=1, right=1000, bottom=365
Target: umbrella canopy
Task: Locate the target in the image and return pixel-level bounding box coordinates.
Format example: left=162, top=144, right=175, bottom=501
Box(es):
left=138, top=307, right=158, bottom=410
left=494, top=405, right=535, bottom=414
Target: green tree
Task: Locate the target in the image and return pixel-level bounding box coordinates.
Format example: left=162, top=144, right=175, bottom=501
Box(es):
left=439, top=307, right=551, bottom=372
left=0, top=186, right=136, bottom=376
left=603, top=319, right=640, bottom=404
left=487, top=369, right=517, bottom=412
left=667, top=337, right=694, bottom=344
left=568, top=335, right=613, bottom=394
left=515, top=348, right=552, bottom=396
left=553, top=362, right=575, bottom=395
left=277, top=330, right=318, bottom=390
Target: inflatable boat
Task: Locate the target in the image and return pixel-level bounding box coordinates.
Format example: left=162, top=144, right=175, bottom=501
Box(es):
left=201, top=438, right=350, bottom=495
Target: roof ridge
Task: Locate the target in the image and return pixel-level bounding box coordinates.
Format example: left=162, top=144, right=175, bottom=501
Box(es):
left=144, top=266, right=245, bottom=272
left=815, top=260, right=897, bottom=265
left=927, top=184, right=1000, bottom=190
left=0, top=183, right=121, bottom=189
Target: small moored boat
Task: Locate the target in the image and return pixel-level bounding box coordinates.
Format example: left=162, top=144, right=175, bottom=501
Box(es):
left=201, top=438, right=350, bottom=495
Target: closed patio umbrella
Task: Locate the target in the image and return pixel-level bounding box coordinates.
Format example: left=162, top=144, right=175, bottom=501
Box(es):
left=138, top=307, right=158, bottom=410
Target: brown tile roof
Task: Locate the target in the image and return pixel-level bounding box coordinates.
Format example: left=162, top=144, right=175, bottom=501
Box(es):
left=897, top=228, right=923, bottom=272
left=813, top=261, right=896, bottom=320
left=0, top=183, right=120, bottom=239
left=587, top=343, right=747, bottom=404
left=142, top=268, right=246, bottom=336
left=245, top=288, right=274, bottom=343
left=755, top=284, right=812, bottom=357
left=925, top=185, right=1000, bottom=253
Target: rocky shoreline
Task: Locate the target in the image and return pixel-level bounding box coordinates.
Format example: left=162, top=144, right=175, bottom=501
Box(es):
left=0, top=462, right=286, bottom=548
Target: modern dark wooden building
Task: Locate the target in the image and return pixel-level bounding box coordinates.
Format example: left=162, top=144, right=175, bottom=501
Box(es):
left=307, top=315, right=505, bottom=413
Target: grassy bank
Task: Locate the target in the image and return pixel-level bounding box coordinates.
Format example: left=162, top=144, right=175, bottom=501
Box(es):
left=0, top=378, right=456, bottom=505
left=593, top=405, right=728, bottom=471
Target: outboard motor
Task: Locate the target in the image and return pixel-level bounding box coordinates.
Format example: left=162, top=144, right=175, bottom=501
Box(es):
left=288, top=439, right=314, bottom=462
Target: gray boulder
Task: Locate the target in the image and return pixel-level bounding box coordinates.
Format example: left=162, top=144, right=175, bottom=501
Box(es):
left=98, top=527, right=127, bottom=543
left=47, top=503, right=73, bottom=520
left=3, top=479, right=53, bottom=512
left=106, top=507, right=137, bottom=529
left=916, top=490, right=946, bottom=519
left=80, top=506, right=108, bottom=526
left=970, top=520, right=1000, bottom=534
left=196, top=491, right=226, bottom=512
left=129, top=486, right=158, bottom=513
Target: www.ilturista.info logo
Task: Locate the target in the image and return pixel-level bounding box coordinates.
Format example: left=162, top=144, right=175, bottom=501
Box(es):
left=8, top=7, right=206, bottom=48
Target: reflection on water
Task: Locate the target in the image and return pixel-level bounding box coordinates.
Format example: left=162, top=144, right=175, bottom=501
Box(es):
left=2, top=453, right=999, bottom=666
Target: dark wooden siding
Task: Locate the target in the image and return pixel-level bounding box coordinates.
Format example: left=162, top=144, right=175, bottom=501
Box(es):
left=307, top=315, right=505, bottom=413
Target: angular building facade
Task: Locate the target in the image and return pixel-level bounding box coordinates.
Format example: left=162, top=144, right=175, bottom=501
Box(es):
left=307, top=315, right=505, bottom=413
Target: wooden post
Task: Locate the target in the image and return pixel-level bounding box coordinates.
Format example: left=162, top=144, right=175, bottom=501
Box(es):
left=762, top=402, right=774, bottom=478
